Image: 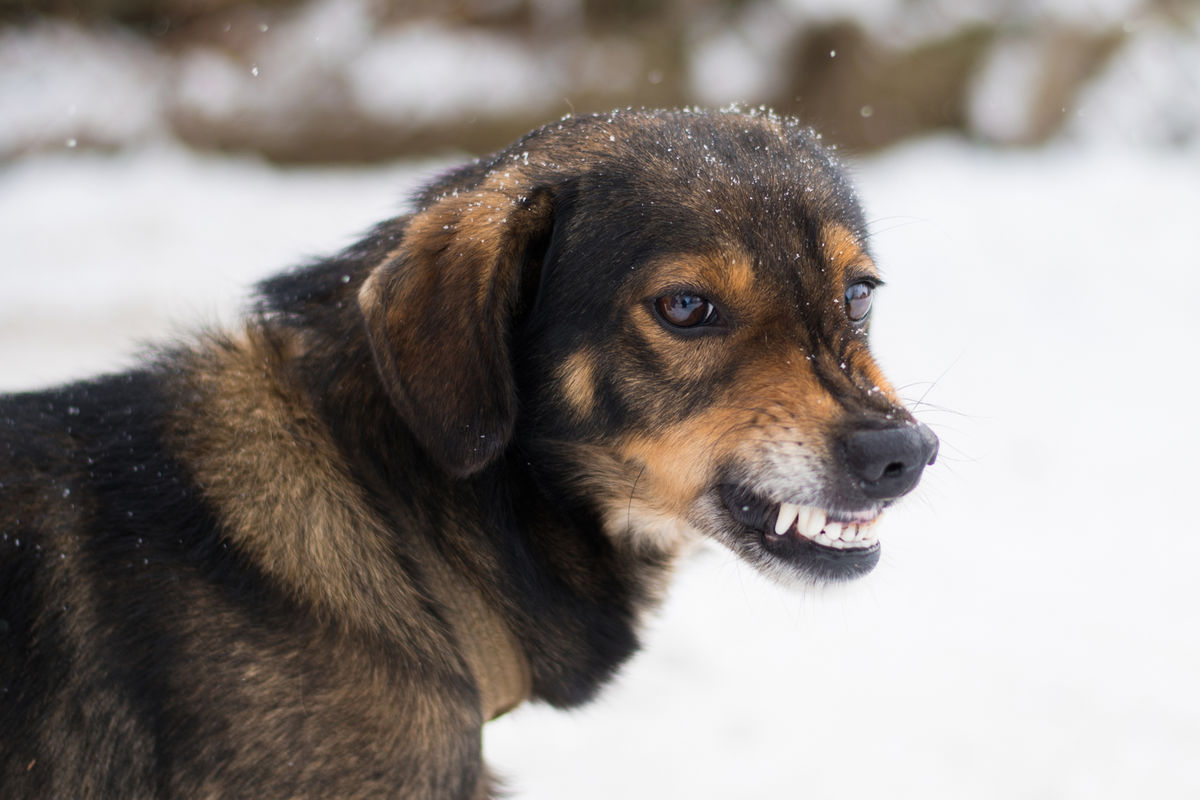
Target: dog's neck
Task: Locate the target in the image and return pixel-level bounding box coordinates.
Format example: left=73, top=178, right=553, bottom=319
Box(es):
left=254, top=276, right=667, bottom=710
left=424, top=558, right=531, bottom=720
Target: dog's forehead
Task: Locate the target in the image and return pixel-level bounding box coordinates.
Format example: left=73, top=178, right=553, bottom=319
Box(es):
left=557, top=112, right=871, bottom=287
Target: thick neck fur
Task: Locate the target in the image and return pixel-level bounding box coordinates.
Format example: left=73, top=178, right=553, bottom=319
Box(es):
left=252, top=248, right=664, bottom=709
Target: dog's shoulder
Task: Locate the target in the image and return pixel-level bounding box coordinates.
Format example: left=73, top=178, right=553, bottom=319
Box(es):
left=0, top=327, right=492, bottom=796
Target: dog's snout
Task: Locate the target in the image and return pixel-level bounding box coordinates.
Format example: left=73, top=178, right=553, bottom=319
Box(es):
left=840, top=423, right=938, bottom=501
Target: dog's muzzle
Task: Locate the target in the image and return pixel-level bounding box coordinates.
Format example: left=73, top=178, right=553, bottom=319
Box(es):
left=715, top=421, right=938, bottom=582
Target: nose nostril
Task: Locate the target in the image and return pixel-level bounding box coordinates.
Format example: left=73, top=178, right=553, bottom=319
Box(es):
left=841, top=423, right=937, bottom=501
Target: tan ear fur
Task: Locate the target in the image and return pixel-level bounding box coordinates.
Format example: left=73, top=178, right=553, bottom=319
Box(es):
left=359, top=179, right=554, bottom=477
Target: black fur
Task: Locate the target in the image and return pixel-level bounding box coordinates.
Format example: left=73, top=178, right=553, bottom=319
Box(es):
left=0, top=109, right=934, bottom=798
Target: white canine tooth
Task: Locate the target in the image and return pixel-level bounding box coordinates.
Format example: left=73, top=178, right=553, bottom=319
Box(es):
left=790, top=506, right=805, bottom=537
left=775, top=503, right=800, bottom=535
left=825, top=520, right=844, bottom=542
left=792, top=506, right=807, bottom=536
left=796, top=506, right=818, bottom=539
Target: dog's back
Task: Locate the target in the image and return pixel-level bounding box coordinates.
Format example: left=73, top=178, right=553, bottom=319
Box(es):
left=1, top=372, right=178, bottom=794
left=1, top=349, right=494, bottom=797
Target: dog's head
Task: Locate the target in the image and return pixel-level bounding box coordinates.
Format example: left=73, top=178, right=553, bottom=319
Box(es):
left=360, top=109, right=936, bottom=583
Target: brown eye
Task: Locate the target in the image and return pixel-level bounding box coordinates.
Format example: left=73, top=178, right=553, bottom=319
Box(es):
left=655, top=294, right=717, bottom=328
left=845, top=282, right=874, bottom=323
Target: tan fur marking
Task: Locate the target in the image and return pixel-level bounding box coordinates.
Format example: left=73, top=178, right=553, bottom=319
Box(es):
left=621, top=364, right=835, bottom=512
left=711, top=251, right=757, bottom=300
left=171, top=330, right=437, bottom=642
left=820, top=222, right=878, bottom=284
left=817, top=223, right=903, bottom=408
left=577, top=348, right=845, bottom=547
left=848, top=343, right=902, bottom=405
left=615, top=406, right=746, bottom=516
left=628, top=249, right=762, bottom=385
left=425, top=560, right=532, bottom=720
left=406, top=169, right=536, bottom=310
left=356, top=264, right=386, bottom=319
left=170, top=327, right=531, bottom=721
left=558, top=347, right=599, bottom=419
left=360, top=165, right=538, bottom=343
left=646, top=249, right=758, bottom=308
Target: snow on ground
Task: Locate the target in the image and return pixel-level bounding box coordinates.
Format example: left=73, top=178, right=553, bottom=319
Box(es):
left=2, top=138, right=1198, bottom=798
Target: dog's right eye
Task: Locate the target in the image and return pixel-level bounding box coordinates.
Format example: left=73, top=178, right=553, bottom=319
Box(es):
left=845, top=281, right=874, bottom=323
left=654, top=294, right=718, bottom=329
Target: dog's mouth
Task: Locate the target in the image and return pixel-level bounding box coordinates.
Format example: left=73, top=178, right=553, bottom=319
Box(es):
left=717, top=483, right=883, bottom=581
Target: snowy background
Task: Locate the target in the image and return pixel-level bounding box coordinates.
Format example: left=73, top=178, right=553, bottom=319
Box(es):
left=3, top=1, right=1199, bottom=798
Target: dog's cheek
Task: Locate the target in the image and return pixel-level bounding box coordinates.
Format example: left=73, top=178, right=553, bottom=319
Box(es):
left=602, top=343, right=736, bottom=429
left=611, top=404, right=752, bottom=518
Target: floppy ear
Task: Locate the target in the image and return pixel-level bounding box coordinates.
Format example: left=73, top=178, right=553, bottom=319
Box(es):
left=358, top=182, right=555, bottom=478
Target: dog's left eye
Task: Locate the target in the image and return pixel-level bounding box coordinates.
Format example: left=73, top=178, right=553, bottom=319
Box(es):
left=655, top=294, right=718, bottom=329
left=845, top=282, right=874, bottom=323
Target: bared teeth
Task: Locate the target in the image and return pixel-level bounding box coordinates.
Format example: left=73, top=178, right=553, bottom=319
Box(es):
left=769, top=503, right=880, bottom=550
left=798, top=506, right=821, bottom=539
left=774, top=502, right=801, bottom=535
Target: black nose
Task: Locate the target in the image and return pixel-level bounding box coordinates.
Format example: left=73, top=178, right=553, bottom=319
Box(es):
left=840, top=422, right=938, bottom=501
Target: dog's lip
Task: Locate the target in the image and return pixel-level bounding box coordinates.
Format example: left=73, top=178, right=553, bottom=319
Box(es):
left=717, top=483, right=883, bottom=552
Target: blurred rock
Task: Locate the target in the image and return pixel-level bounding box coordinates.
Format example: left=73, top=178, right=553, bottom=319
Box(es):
left=781, top=21, right=995, bottom=150
left=969, top=26, right=1124, bottom=145
left=0, top=0, right=1195, bottom=162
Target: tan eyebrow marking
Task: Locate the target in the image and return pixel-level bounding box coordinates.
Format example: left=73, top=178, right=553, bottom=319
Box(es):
left=819, top=223, right=878, bottom=284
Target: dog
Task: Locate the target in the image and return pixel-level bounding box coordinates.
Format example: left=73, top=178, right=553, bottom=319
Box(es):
left=0, top=108, right=936, bottom=798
